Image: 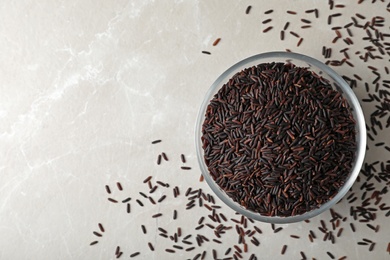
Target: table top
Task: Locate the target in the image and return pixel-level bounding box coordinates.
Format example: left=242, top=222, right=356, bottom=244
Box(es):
left=0, top=1, right=389, bottom=259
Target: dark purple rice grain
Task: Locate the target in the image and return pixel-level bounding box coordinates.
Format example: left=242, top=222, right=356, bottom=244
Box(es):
left=350, top=223, right=356, bottom=232
left=369, top=243, right=375, bottom=251
left=173, top=210, right=177, bottom=219
left=105, top=185, right=111, bottom=194
left=165, top=249, right=175, bottom=253
left=300, top=251, right=307, bottom=259
left=337, top=228, right=343, bottom=237
left=290, top=31, right=300, bottom=38
left=375, top=225, right=379, bottom=232
left=143, top=176, right=152, bottom=183
left=329, top=0, right=334, bottom=9
left=363, top=238, right=373, bottom=243
left=157, top=154, right=162, bottom=165
left=152, top=213, right=162, bottom=218
left=90, top=241, right=98, bottom=246
left=116, top=182, right=123, bottom=191
left=245, top=6, right=251, bottom=14
left=321, top=220, right=327, bottom=229
left=148, top=242, right=154, bottom=251
left=162, top=152, right=168, bottom=161
left=251, top=237, right=260, bottom=246
left=213, top=38, right=221, bottom=46
left=136, top=199, right=144, bottom=207
left=274, top=227, right=283, bottom=233
left=93, top=231, right=102, bottom=237
left=254, top=226, right=262, bottom=234
left=122, top=197, right=131, bottom=203
left=108, top=198, right=118, bottom=203
left=201, top=250, right=207, bottom=260
left=264, top=9, right=273, bottom=14
left=181, top=154, right=186, bottom=163
left=225, top=248, right=232, bottom=255
left=356, top=13, right=366, bottom=19
left=290, top=235, right=300, bottom=239
left=327, top=251, right=335, bottom=259
left=130, top=252, right=140, bottom=258
left=98, top=223, right=105, bottom=233
left=156, top=181, right=168, bottom=187
left=234, top=251, right=242, bottom=259
left=301, top=19, right=311, bottom=24
left=262, top=18, right=272, bottom=24
left=195, top=224, right=204, bottom=230
left=141, top=225, right=146, bottom=234
left=204, top=204, right=212, bottom=211
left=158, top=227, right=166, bottom=233
left=297, top=38, right=303, bottom=47
left=347, top=28, right=353, bottom=37
left=127, top=203, right=131, bottom=213
left=281, top=245, right=287, bottom=255
left=159, top=233, right=168, bottom=238
left=212, top=249, right=217, bottom=259
left=157, top=195, right=166, bottom=203
left=283, top=22, right=290, bottom=30
left=344, top=22, right=353, bottom=28
left=366, top=223, right=376, bottom=231
left=323, top=232, right=329, bottom=241
left=202, top=51, right=211, bottom=55
left=262, top=26, right=273, bottom=33
left=287, top=10, right=297, bottom=15
left=149, top=186, right=157, bottom=194
left=330, top=232, right=335, bottom=244
left=151, top=139, right=161, bottom=144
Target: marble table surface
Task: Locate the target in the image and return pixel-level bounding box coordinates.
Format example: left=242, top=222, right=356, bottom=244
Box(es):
left=0, top=1, right=389, bottom=259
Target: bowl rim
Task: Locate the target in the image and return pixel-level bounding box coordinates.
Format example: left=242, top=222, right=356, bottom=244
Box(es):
left=195, top=51, right=367, bottom=224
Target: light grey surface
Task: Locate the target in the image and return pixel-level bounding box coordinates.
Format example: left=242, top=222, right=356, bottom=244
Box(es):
left=0, top=1, right=388, bottom=259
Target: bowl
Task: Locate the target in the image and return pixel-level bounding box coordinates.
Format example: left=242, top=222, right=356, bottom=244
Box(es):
left=195, top=52, right=366, bottom=224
